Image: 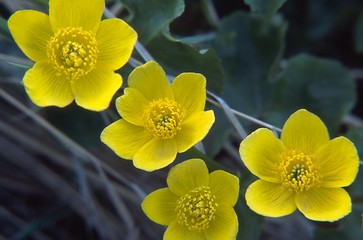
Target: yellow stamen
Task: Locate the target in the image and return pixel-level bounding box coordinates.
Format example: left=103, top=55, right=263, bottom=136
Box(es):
left=175, top=186, right=218, bottom=232
left=47, top=27, right=98, bottom=80
left=143, top=98, right=185, bottom=139
left=279, top=150, right=320, bottom=192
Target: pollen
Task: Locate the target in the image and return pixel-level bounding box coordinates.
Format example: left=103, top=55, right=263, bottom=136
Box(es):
left=279, top=150, right=320, bottom=192
left=143, top=98, right=185, bottom=139
left=47, top=27, right=98, bottom=80
left=175, top=186, right=218, bottom=232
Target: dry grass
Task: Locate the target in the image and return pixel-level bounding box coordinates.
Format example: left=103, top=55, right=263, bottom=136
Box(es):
left=0, top=83, right=168, bottom=239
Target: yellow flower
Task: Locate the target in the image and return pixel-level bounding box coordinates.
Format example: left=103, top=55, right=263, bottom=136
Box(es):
left=101, top=61, right=215, bottom=171
left=142, top=159, right=239, bottom=240
left=8, top=0, right=137, bottom=111
left=239, top=109, right=359, bottom=222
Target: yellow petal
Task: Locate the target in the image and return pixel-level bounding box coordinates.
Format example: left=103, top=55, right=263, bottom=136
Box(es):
left=281, top=109, right=330, bottom=153
left=296, top=188, right=351, bottom=222
left=71, top=68, right=122, bottom=111
left=209, top=170, right=239, bottom=206
left=133, top=138, right=177, bottom=171
left=239, top=128, right=285, bottom=183
left=116, top=88, right=148, bottom=127
left=167, top=159, right=209, bottom=196
left=49, top=0, right=104, bottom=31
left=245, top=180, right=296, bottom=217
left=205, top=205, right=238, bottom=240
left=316, top=137, right=359, bottom=188
left=171, top=73, right=206, bottom=116
left=164, top=220, right=204, bottom=240
left=23, top=61, right=74, bottom=107
left=127, top=61, right=174, bottom=101
left=97, top=18, right=137, bottom=70
left=175, top=111, right=215, bottom=152
left=100, top=119, right=153, bottom=160
left=141, top=188, right=178, bottom=226
left=8, top=10, right=52, bottom=62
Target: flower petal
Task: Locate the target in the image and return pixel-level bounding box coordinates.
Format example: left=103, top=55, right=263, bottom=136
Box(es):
left=167, top=159, right=209, bottom=196
left=164, top=220, right=204, bottom=240
left=141, top=188, right=178, bottom=226
left=23, top=61, right=74, bottom=107
left=97, top=18, right=137, bottom=70
left=116, top=88, right=148, bottom=126
left=296, top=188, right=351, bottom=222
left=245, top=180, right=296, bottom=217
left=171, top=73, right=206, bottom=116
left=205, top=205, right=238, bottom=240
left=209, top=170, right=239, bottom=206
left=316, top=137, right=359, bottom=188
left=133, top=138, right=177, bottom=171
left=49, top=0, right=104, bottom=31
left=100, top=119, right=153, bottom=160
left=127, top=61, right=173, bottom=101
left=71, top=67, right=122, bottom=111
left=239, top=128, right=286, bottom=183
left=175, top=111, right=215, bottom=152
left=8, top=10, right=52, bottom=62
left=281, top=109, right=330, bottom=153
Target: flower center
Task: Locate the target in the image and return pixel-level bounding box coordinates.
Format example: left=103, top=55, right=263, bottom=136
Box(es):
left=175, top=186, right=218, bottom=232
left=279, top=150, right=320, bottom=192
left=47, top=27, right=98, bottom=80
left=143, top=98, right=185, bottom=139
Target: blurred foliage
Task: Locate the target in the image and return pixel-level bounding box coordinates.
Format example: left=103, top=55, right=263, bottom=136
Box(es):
left=1, top=0, right=363, bottom=239
left=355, top=11, right=363, bottom=53
left=244, top=0, right=286, bottom=20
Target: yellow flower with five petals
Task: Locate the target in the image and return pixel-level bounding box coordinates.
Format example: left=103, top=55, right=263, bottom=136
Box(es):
left=101, top=61, right=215, bottom=171
left=239, top=109, right=359, bottom=221
left=8, top=0, right=137, bottom=111
left=142, top=159, right=239, bottom=240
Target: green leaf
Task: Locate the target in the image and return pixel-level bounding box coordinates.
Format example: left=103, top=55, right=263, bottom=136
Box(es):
left=119, top=0, right=185, bottom=43
left=272, top=54, right=356, bottom=133
left=236, top=171, right=263, bottom=240
left=244, top=0, right=286, bottom=19
left=213, top=11, right=287, bottom=116
left=146, top=33, right=224, bottom=94
left=354, top=11, right=363, bottom=53
left=203, top=106, right=232, bottom=157
left=314, top=208, right=363, bottom=240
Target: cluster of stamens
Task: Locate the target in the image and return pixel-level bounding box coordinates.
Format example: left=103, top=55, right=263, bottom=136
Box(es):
left=175, top=186, right=218, bottom=232
left=143, top=98, right=185, bottom=139
left=47, top=27, right=98, bottom=80
left=279, top=150, right=320, bottom=192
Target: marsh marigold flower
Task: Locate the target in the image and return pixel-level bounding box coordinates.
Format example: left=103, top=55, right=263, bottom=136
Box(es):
left=239, top=109, right=359, bottom=222
left=142, top=159, right=239, bottom=240
left=8, top=0, right=137, bottom=111
left=101, top=61, right=215, bottom=171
